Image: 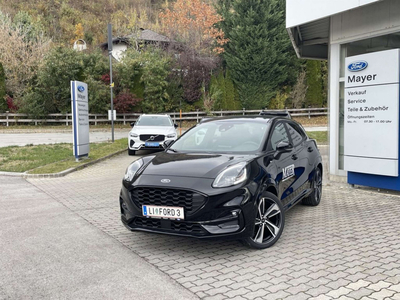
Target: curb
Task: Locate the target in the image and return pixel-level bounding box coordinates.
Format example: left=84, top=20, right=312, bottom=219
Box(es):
left=0, top=148, right=128, bottom=179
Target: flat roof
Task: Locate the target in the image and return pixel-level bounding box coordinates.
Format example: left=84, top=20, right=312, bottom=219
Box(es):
left=286, top=0, right=384, bottom=59
left=286, top=0, right=382, bottom=28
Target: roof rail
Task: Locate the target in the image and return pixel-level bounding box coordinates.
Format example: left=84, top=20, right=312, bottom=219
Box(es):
left=259, top=110, right=291, bottom=119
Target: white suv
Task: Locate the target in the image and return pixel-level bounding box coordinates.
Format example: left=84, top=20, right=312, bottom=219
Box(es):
left=128, top=114, right=178, bottom=155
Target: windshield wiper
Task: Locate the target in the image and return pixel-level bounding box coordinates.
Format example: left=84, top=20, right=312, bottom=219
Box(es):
left=167, top=148, right=178, bottom=153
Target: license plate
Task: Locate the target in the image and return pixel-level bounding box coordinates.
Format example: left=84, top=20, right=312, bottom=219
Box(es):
left=142, top=205, right=184, bottom=220
left=145, top=142, right=159, bottom=147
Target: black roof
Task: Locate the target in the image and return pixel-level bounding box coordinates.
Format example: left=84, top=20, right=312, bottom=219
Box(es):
left=99, top=29, right=170, bottom=50
left=199, top=116, right=275, bottom=124
left=259, top=110, right=291, bottom=118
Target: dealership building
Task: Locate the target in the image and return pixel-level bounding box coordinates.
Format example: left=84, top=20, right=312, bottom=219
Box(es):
left=286, top=0, right=400, bottom=191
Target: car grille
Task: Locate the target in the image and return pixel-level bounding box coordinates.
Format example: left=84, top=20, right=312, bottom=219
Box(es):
left=140, top=134, right=165, bottom=142
left=133, top=217, right=207, bottom=235
left=130, top=187, right=206, bottom=215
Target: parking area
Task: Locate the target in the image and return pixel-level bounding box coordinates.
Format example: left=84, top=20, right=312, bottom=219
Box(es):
left=2, top=150, right=393, bottom=300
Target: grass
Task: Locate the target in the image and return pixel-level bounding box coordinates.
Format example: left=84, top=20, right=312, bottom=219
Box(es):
left=0, top=138, right=128, bottom=174
left=307, top=131, right=328, bottom=144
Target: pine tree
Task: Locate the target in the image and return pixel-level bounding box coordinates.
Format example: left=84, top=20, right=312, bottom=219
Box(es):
left=224, top=69, right=236, bottom=110
left=216, top=0, right=299, bottom=109
left=305, top=60, right=323, bottom=107
left=216, top=71, right=226, bottom=110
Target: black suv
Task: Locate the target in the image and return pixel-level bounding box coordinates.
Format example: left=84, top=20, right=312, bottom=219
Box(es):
left=120, top=116, right=322, bottom=249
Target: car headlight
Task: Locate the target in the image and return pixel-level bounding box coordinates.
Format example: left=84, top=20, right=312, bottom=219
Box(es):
left=166, top=133, right=177, bottom=138
left=129, top=132, right=139, bottom=138
left=212, top=162, right=248, bottom=188
left=124, top=159, right=143, bottom=181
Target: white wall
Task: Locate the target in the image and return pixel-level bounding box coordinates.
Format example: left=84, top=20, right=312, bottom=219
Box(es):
left=287, top=0, right=382, bottom=28
left=112, top=44, right=128, bottom=62
left=331, top=0, right=400, bottom=44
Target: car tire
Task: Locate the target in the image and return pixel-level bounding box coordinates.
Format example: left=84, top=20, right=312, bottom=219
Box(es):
left=128, top=149, right=136, bottom=156
left=302, top=167, right=322, bottom=206
left=242, top=191, right=285, bottom=249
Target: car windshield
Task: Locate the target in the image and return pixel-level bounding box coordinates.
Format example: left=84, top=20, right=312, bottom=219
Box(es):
left=171, top=120, right=270, bottom=153
left=136, top=116, right=172, bottom=126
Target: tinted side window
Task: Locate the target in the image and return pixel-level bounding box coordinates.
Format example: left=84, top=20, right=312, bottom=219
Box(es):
left=286, top=122, right=306, bottom=146
left=268, top=123, right=289, bottom=151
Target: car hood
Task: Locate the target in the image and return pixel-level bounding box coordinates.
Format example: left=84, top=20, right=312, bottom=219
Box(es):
left=130, top=126, right=176, bottom=135
left=141, top=152, right=254, bottom=179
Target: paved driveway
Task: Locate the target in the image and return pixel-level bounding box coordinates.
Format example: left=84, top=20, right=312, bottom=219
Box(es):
left=0, top=175, right=197, bottom=300
left=18, top=151, right=400, bottom=300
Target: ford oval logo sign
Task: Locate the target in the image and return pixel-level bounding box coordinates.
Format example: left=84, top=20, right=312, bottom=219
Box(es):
left=348, top=61, right=368, bottom=72
left=161, top=179, right=171, bottom=183
left=77, top=85, right=85, bottom=93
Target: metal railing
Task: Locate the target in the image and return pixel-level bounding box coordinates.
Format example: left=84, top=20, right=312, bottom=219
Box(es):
left=0, top=107, right=327, bottom=126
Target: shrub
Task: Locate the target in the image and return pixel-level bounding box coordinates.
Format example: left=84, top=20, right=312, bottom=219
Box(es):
left=6, top=95, right=18, bottom=112
left=113, top=92, right=142, bottom=113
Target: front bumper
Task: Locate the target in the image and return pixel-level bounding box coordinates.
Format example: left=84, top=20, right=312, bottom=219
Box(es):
left=128, top=137, right=175, bottom=151
left=119, top=181, right=257, bottom=240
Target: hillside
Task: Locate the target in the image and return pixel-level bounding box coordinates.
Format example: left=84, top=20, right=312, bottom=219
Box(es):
left=0, top=0, right=166, bottom=46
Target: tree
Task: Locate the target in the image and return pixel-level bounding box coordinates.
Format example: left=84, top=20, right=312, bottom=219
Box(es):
left=159, top=0, right=227, bottom=55
left=12, top=11, right=45, bottom=42
left=305, top=60, right=324, bottom=107
left=0, top=63, right=6, bottom=112
left=216, top=0, right=299, bottom=109
left=140, top=49, right=172, bottom=112
left=73, top=23, right=84, bottom=41
left=20, top=48, right=109, bottom=116
left=289, top=70, right=308, bottom=108
left=118, top=46, right=171, bottom=113
left=0, top=12, right=50, bottom=103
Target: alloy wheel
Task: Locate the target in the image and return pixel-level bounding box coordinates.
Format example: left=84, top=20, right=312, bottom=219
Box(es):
left=251, top=197, right=283, bottom=244
left=314, top=169, right=322, bottom=202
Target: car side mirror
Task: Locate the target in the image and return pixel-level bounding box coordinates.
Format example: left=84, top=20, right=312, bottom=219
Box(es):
left=276, top=141, right=292, bottom=152
left=130, top=122, right=135, bottom=127
left=164, top=140, right=174, bottom=148
left=174, top=123, right=178, bottom=128
left=274, top=141, right=293, bottom=159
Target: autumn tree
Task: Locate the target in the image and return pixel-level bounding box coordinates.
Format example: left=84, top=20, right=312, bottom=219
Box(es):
left=73, top=23, right=84, bottom=41
left=159, top=0, right=227, bottom=55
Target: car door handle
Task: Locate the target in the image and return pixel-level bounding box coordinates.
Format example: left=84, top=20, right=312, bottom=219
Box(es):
left=307, top=147, right=314, bottom=153
left=292, top=154, right=298, bottom=160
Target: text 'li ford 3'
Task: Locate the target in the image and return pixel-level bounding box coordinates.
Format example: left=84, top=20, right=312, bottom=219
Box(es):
left=120, top=115, right=322, bottom=249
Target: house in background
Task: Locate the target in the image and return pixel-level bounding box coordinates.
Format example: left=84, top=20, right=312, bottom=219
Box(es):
left=100, top=28, right=171, bottom=61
